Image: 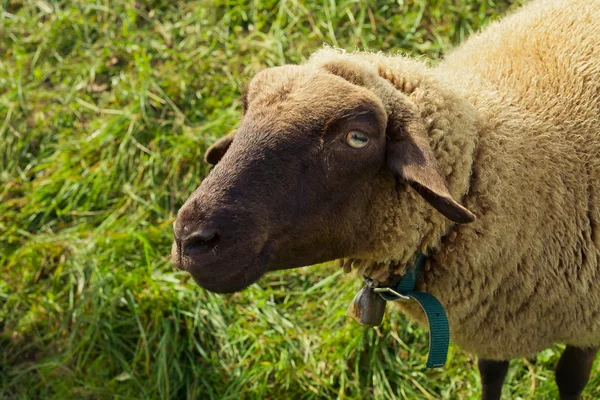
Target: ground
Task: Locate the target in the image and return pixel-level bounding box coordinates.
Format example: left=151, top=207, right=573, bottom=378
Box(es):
left=2, top=0, right=599, bottom=398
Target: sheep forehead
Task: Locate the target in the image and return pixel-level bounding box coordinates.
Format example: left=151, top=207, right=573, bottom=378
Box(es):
left=246, top=66, right=386, bottom=134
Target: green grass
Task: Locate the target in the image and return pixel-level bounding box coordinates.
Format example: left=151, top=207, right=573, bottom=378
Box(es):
left=2, top=0, right=599, bottom=398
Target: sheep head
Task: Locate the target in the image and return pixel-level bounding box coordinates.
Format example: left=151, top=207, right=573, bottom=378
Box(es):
left=172, top=52, right=474, bottom=293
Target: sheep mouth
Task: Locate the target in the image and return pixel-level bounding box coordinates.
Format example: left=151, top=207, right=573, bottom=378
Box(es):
left=189, top=256, right=270, bottom=293
left=171, top=238, right=274, bottom=293
left=172, top=234, right=327, bottom=293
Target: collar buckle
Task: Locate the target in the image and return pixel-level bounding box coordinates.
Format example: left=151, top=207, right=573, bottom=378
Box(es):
left=373, top=286, right=411, bottom=301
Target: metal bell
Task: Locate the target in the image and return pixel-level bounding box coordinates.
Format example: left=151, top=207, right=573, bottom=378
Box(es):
left=346, top=280, right=387, bottom=327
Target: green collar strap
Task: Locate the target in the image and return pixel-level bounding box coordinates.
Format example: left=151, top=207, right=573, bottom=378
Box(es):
left=360, top=253, right=450, bottom=369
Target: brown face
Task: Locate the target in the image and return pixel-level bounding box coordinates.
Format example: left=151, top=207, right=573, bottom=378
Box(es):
left=172, top=58, right=474, bottom=293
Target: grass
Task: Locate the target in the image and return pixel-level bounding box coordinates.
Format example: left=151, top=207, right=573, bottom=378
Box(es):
left=2, top=0, right=599, bottom=398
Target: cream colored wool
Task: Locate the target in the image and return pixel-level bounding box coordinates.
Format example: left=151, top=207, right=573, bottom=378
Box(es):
left=314, top=0, right=600, bottom=359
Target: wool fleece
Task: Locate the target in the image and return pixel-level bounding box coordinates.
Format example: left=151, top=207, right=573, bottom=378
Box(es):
left=322, top=0, right=600, bottom=359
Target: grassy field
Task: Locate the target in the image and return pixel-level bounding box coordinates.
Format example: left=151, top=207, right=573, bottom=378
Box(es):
left=2, top=0, right=599, bottom=398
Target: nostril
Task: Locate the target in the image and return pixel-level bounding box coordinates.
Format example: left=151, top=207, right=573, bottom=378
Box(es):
left=173, top=219, right=184, bottom=241
left=195, top=228, right=218, bottom=242
left=183, top=229, right=220, bottom=257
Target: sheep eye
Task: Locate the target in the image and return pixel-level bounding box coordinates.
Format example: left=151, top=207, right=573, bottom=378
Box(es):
left=345, top=131, right=369, bottom=149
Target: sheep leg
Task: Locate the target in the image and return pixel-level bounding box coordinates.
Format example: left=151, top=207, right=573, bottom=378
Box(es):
left=555, top=345, right=598, bottom=400
left=478, top=358, right=509, bottom=400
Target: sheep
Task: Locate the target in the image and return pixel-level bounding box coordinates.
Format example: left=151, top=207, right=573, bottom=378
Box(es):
left=171, top=0, right=600, bottom=398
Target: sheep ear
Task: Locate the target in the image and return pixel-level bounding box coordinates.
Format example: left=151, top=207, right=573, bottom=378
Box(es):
left=315, top=52, right=474, bottom=223
left=386, top=124, right=475, bottom=224
left=204, top=131, right=236, bottom=165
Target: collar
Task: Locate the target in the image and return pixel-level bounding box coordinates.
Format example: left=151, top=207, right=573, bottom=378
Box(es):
left=346, top=253, right=450, bottom=369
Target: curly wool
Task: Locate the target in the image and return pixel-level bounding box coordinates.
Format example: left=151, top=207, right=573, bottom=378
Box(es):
left=317, top=0, right=600, bottom=359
